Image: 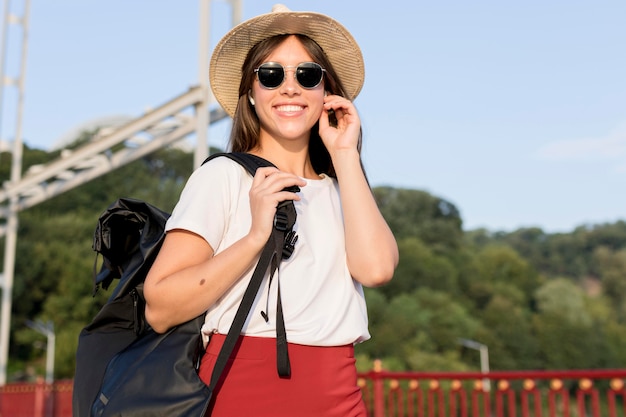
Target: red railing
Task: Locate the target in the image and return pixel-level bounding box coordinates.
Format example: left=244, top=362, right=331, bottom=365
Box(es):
left=357, top=362, right=626, bottom=417
left=0, top=378, right=73, bottom=417
left=1, top=367, right=625, bottom=417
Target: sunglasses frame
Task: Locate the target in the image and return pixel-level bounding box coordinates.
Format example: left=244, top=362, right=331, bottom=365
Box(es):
left=254, top=62, right=326, bottom=90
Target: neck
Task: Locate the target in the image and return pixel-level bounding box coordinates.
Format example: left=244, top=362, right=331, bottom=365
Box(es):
left=249, top=143, right=317, bottom=179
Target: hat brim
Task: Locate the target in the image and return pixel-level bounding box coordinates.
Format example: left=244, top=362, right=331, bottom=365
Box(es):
left=209, top=9, right=365, bottom=117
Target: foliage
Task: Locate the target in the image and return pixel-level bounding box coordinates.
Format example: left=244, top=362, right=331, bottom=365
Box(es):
left=2, top=142, right=626, bottom=380
left=1, top=141, right=193, bottom=379
left=374, top=187, right=463, bottom=254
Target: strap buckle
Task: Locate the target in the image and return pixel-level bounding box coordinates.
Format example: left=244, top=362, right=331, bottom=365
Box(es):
left=273, top=211, right=289, bottom=232
left=282, top=231, right=298, bottom=260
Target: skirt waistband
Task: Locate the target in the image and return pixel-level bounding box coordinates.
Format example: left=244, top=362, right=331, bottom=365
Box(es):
left=206, top=333, right=354, bottom=360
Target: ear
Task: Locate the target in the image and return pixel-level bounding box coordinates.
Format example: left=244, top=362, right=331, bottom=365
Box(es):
left=248, top=91, right=255, bottom=106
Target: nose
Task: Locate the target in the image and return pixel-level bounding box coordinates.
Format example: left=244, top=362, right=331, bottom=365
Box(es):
left=279, top=68, right=300, bottom=95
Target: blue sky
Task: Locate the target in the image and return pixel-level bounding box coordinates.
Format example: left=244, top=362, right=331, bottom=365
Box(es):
left=2, top=1, right=625, bottom=233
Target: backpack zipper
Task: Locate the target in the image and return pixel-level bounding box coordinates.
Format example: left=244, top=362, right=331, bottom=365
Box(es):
left=131, top=289, right=141, bottom=335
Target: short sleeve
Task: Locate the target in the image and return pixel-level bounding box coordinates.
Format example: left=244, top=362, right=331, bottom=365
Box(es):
left=165, top=156, right=248, bottom=251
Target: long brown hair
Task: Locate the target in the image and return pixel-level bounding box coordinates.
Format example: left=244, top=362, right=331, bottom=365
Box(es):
left=228, top=34, right=363, bottom=178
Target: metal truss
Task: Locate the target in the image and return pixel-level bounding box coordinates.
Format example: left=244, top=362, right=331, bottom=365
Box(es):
left=0, top=0, right=240, bottom=385
left=0, top=86, right=227, bottom=232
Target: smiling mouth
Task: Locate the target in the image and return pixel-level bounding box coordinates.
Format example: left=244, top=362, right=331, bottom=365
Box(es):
left=275, top=105, right=305, bottom=112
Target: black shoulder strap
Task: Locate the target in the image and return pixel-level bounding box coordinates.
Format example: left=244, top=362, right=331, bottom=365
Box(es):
left=203, top=151, right=274, bottom=174
left=203, top=152, right=297, bottom=392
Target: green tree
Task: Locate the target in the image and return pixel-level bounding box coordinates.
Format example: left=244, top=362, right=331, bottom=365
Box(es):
left=592, top=247, right=626, bottom=321
left=2, top=144, right=196, bottom=379
left=4, top=140, right=626, bottom=380
left=374, top=187, right=463, bottom=253
left=532, top=278, right=608, bottom=369
left=363, top=288, right=481, bottom=371
left=476, top=294, right=540, bottom=370
left=462, top=245, right=540, bottom=311
left=379, top=237, right=459, bottom=299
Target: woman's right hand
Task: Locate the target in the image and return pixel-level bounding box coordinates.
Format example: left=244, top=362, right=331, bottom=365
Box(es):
left=145, top=165, right=305, bottom=333
left=247, top=167, right=305, bottom=246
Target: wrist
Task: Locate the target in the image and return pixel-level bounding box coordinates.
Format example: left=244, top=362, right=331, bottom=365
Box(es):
left=243, top=229, right=270, bottom=252
left=330, top=148, right=361, bottom=175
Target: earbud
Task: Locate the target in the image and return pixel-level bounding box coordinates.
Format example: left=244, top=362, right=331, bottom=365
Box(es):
left=248, top=91, right=255, bottom=106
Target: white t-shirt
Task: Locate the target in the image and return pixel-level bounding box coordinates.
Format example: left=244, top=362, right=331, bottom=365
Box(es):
left=166, top=156, right=370, bottom=346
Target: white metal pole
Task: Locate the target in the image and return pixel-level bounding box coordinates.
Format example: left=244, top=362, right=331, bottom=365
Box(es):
left=231, top=0, right=241, bottom=25
left=0, top=0, right=10, bottom=385
left=45, top=323, right=54, bottom=383
left=194, top=0, right=210, bottom=169
left=0, top=204, right=17, bottom=386
left=0, top=0, right=30, bottom=386
left=458, top=338, right=491, bottom=392
left=479, top=344, right=490, bottom=392
left=0, top=0, right=11, bottom=131
left=26, top=320, right=54, bottom=383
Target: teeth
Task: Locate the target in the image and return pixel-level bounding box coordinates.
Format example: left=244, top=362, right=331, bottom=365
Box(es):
left=276, top=105, right=303, bottom=112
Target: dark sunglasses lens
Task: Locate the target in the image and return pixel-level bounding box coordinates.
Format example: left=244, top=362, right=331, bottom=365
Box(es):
left=296, top=63, right=323, bottom=88
left=257, top=64, right=284, bottom=88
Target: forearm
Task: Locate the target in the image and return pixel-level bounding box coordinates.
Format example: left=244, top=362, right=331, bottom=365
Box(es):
left=333, top=150, right=399, bottom=286
left=144, top=231, right=266, bottom=333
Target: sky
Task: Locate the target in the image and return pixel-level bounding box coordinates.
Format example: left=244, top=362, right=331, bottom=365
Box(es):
left=1, top=0, right=625, bottom=233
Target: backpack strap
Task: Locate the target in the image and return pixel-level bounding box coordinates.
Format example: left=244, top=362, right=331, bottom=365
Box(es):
left=202, top=152, right=297, bottom=391
left=203, top=152, right=300, bottom=194
left=204, top=151, right=274, bottom=177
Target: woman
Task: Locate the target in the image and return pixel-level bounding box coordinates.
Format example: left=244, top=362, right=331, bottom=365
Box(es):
left=144, top=5, right=398, bottom=416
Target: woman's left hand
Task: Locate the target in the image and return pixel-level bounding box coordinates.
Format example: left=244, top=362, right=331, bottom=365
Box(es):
left=318, top=94, right=361, bottom=154
left=318, top=95, right=398, bottom=287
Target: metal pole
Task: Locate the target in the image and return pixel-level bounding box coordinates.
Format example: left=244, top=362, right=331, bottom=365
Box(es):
left=46, top=324, right=55, bottom=383
left=458, top=338, right=491, bottom=392
left=0, top=0, right=10, bottom=387
left=0, top=203, right=17, bottom=386
left=479, top=344, right=490, bottom=392
left=195, top=0, right=242, bottom=168
left=26, top=320, right=54, bottom=383
left=230, top=0, right=242, bottom=25
left=0, top=40, right=17, bottom=385
left=194, top=0, right=210, bottom=169
left=0, top=0, right=11, bottom=134
left=0, top=0, right=30, bottom=385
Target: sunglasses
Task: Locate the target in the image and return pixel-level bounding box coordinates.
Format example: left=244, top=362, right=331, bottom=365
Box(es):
left=254, top=62, right=326, bottom=89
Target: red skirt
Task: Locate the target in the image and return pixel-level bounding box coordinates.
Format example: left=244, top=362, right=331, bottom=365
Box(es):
left=199, top=334, right=367, bottom=417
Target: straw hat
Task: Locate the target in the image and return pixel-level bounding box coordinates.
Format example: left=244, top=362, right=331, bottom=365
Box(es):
left=209, top=4, right=365, bottom=117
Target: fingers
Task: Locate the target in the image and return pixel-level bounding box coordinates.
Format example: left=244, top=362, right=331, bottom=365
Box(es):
left=323, top=95, right=355, bottom=121
left=319, top=95, right=361, bottom=152
left=252, top=167, right=305, bottom=197
left=247, top=167, right=305, bottom=243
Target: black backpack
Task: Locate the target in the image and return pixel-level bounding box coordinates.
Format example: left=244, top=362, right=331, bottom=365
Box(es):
left=72, top=152, right=298, bottom=417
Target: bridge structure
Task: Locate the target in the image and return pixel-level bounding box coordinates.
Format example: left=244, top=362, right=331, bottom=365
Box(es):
left=0, top=0, right=242, bottom=385
left=2, top=367, right=626, bottom=416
